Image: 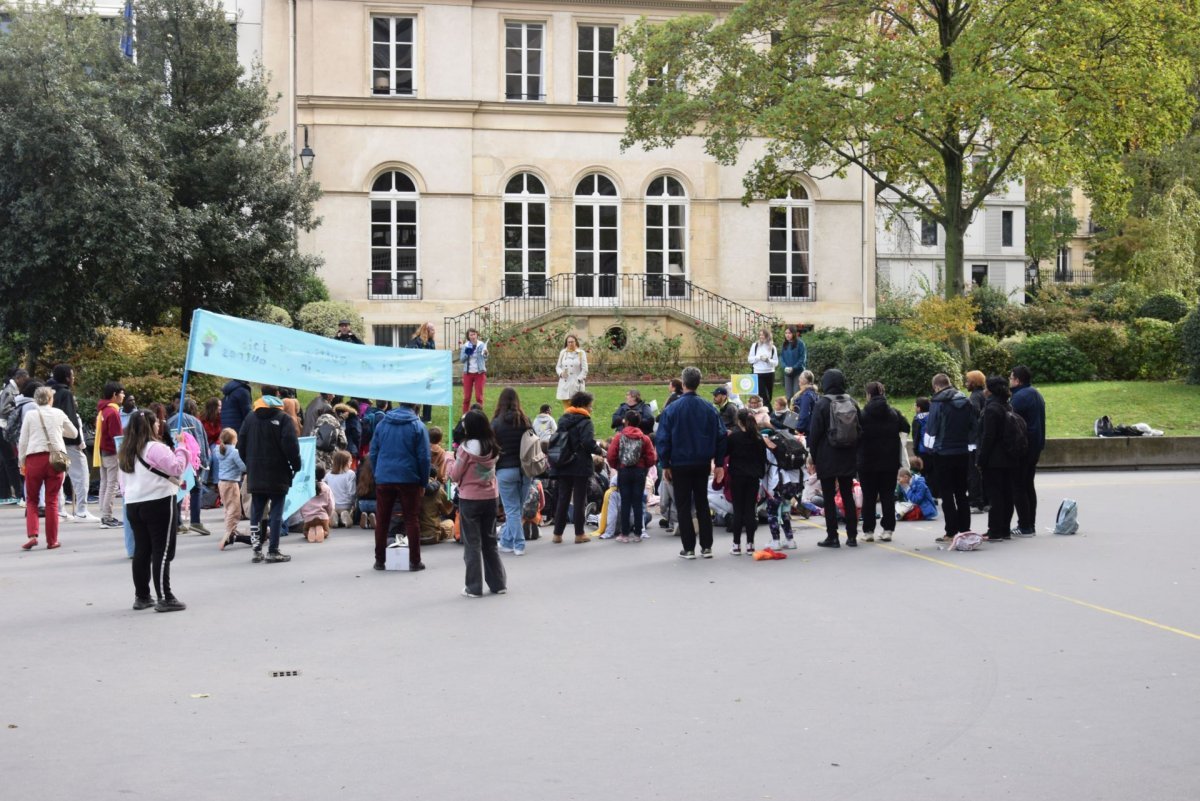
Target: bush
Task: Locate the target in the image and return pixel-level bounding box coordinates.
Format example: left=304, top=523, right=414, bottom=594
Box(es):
left=902, top=295, right=977, bottom=347
left=69, top=327, right=224, bottom=408
left=1009, top=334, right=1094, bottom=383
left=295, top=301, right=363, bottom=339
left=1088, top=282, right=1149, bottom=323
left=1181, top=304, right=1200, bottom=383
left=968, top=345, right=1012, bottom=379
left=805, top=338, right=845, bottom=382
left=1137, top=291, right=1190, bottom=323
left=1126, top=318, right=1183, bottom=380
left=853, top=323, right=907, bottom=347
left=967, top=331, right=998, bottom=355
left=842, top=338, right=886, bottom=392
left=254, top=305, right=293, bottom=328
left=971, top=285, right=1020, bottom=338
left=856, top=341, right=962, bottom=398
left=1013, top=300, right=1079, bottom=334
left=1066, top=321, right=1137, bottom=380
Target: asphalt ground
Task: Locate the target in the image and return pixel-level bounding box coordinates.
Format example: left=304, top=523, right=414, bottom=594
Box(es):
left=1, top=470, right=1197, bottom=801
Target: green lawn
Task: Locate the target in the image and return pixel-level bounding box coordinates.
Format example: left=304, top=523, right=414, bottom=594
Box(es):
left=302, top=380, right=1200, bottom=439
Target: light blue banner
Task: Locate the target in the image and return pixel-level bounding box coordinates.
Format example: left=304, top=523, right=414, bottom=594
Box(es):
left=187, top=309, right=452, bottom=406
left=282, top=436, right=317, bottom=521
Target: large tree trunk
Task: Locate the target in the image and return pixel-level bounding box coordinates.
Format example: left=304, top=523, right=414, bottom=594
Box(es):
left=943, top=219, right=966, bottom=298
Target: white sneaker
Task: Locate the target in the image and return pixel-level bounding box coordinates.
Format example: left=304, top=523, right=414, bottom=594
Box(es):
left=338, top=510, right=352, bottom=528
left=498, top=545, right=514, bottom=554
left=768, top=539, right=781, bottom=550
left=730, top=543, right=742, bottom=555
left=640, top=531, right=651, bottom=540
left=862, top=532, right=875, bottom=542
left=16, top=500, right=26, bottom=508
left=75, top=510, right=100, bottom=522
left=880, top=531, right=893, bottom=542
left=782, top=538, right=797, bottom=549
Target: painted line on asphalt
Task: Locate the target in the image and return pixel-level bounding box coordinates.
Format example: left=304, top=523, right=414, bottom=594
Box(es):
left=1021, top=585, right=1200, bottom=642
left=872, top=541, right=1017, bottom=585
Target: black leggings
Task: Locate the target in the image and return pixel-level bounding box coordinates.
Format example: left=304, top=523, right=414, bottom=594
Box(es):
left=552, top=474, right=589, bottom=537
left=730, top=474, right=759, bottom=544
left=757, top=372, right=775, bottom=404
left=128, top=495, right=178, bottom=601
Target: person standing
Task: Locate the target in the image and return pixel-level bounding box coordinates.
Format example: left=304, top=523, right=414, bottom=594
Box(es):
left=47, top=364, right=96, bottom=523
left=18, top=386, right=77, bottom=550
left=664, top=378, right=684, bottom=409
left=655, top=366, right=727, bottom=560
left=925, top=373, right=974, bottom=543
left=407, top=322, right=437, bottom=422
left=808, top=368, right=861, bottom=548
left=977, top=376, right=1017, bottom=542
left=237, top=390, right=303, bottom=563
left=168, top=398, right=212, bottom=536
left=119, top=412, right=189, bottom=612
left=791, top=370, right=818, bottom=440
left=369, top=401, right=430, bottom=572
left=857, top=382, right=909, bottom=543
left=747, top=328, right=780, bottom=404
left=459, top=328, right=489, bottom=415
left=606, top=410, right=657, bottom=543
left=725, top=408, right=766, bottom=554
left=220, top=379, right=253, bottom=435
left=334, top=319, right=364, bottom=344
left=1009, top=365, right=1046, bottom=537
left=549, top=392, right=602, bottom=545
left=93, top=382, right=126, bottom=528
left=491, top=387, right=533, bottom=555
left=449, top=410, right=506, bottom=597
left=554, top=335, right=588, bottom=409
left=779, top=325, right=807, bottom=403
left=302, top=393, right=334, bottom=437
left=0, top=368, right=29, bottom=505
left=965, top=370, right=989, bottom=513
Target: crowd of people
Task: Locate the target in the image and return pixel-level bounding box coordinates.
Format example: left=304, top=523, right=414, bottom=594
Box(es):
left=1, top=323, right=1048, bottom=611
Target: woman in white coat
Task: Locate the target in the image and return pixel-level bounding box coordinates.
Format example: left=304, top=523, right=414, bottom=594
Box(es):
left=18, top=386, right=77, bottom=550
left=747, top=328, right=780, bottom=404
left=555, top=334, right=588, bottom=408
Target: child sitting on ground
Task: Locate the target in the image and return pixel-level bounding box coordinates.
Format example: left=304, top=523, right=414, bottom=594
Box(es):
left=326, top=449, right=357, bottom=528
left=428, top=426, right=448, bottom=482
left=769, top=395, right=790, bottom=428
left=800, top=456, right=823, bottom=517
left=356, top=457, right=377, bottom=529
left=300, top=465, right=336, bottom=542
left=216, top=428, right=249, bottom=550
left=897, top=467, right=938, bottom=521
left=532, top=403, right=557, bottom=442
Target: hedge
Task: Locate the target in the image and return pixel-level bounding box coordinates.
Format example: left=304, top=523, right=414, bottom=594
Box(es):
left=1127, top=318, right=1183, bottom=380
left=1182, top=304, right=1200, bottom=383
left=1009, top=334, right=1094, bottom=383
left=856, top=341, right=962, bottom=397
left=1137, top=291, right=1190, bottom=323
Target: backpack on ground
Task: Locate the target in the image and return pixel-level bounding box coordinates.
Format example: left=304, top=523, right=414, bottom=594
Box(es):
left=315, top=419, right=339, bottom=452
left=617, top=433, right=644, bottom=468
left=1054, top=499, right=1079, bottom=535
left=1003, top=410, right=1029, bottom=460
left=4, top=403, right=25, bottom=447
left=767, top=429, right=807, bottom=470
left=546, top=427, right=577, bottom=471
left=521, top=480, right=543, bottom=522
left=827, top=394, right=861, bottom=448
left=519, top=428, right=550, bottom=477
left=949, top=531, right=984, bottom=551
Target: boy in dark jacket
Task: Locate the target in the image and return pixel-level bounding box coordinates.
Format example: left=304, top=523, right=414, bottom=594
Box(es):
left=221, top=379, right=253, bottom=433
left=605, top=411, right=657, bottom=542
left=807, top=369, right=861, bottom=547
left=925, top=374, right=975, bottom=542
left=237, top=388, right=303, bottom=563
left=977, top=376, right=1016, bottom=541
left=857, top=382, right=909, bottom=542
left=550, top=392, right=603, bottom=545
left=1009, top=366, right=1046, bottom=536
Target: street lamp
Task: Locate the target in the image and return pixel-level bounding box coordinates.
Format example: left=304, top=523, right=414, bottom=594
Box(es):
left=297, top=124, right=315, bottom=171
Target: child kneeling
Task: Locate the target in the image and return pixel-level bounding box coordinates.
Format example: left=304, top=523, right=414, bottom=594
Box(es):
left=300, top=465, right=335, bottom=542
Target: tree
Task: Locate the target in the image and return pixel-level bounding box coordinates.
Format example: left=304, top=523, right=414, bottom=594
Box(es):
left=619, top=0, right=1199, bottom=299
left=130, top=0, right=322, bottom=332
left=1127, top=183, right=1200, bottom=296
left=1025, top=184, right=1077, bottom=276
left=0, top=3, right=175, bottom=364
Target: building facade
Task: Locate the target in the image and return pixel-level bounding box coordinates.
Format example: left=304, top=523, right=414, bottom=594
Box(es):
left=258, top=0, right=878, bottom=346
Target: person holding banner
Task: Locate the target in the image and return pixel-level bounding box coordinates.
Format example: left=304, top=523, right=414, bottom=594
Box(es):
left=369, top=402, right=430, bottom=572
left=459, top=328, right=489, bottom=415
left=408, top=323, right=437, bottom=423
left=747, top=328, right=780, bottom=404
left=237, top=389, right=303, bottom=563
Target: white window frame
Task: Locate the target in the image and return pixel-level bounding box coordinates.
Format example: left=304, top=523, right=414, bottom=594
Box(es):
left=645, top=175, right=688, bottom=298
left=371, top=16, right=416, bottom=97
left=505, top=21, right=545, bottom=102
left=369, top=171, right=420, bottom=298
left=574, top=174, right=620, bottom=303
left=768, top=188, right=814, bottom=301
left=503, top=173, right=550, bottom=298
left=577, top=24, right=617, bottom=104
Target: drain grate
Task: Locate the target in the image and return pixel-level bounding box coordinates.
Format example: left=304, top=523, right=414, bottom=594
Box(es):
left=270, top=670, right=301, bottom=678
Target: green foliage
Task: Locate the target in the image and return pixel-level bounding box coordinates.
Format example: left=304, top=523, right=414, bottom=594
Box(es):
left=875, top=286, right=917, bottom=321
left=1137, top=291, right=1191, bottom=322
left=69, top=327, right=223, bottom=407
left=1181, top=304, right=1200, bottom=383
left=854, top=323, right=906, bottom=347
left=1126, top=318, right=1183, bottom=380
left=1087, top=282, right=1150, bottom=322
left=254, top=305, right=294, bottom=328
left=295, top=302, right=363, bottom=339
left=1010, top=334, right=1095, bottom=383
left=804, top=339, right=845, bottom=383
left=1124, top=184, right=1200, bottom=296
left=842, top=338, right=886, bottom=393
left=1025, top=183, right=1079, bottom=265
left=971, top=285, right=1020, bottom=338
left=857, top=342, right=962, bottom=399
left=1066, top=321, right=1137, bottom=381
left=968, top=345, right=1013, bottom=380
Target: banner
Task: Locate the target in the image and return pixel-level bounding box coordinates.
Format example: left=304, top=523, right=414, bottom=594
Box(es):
left=186, top=310, right=452, bottom=406
left=731, top=374, right=759, bottom=397
left=282, top=437, right=317, bottom=521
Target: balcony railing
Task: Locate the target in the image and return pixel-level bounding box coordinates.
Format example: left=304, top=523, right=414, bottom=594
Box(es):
left=853, top=316, right=904, bottom=331
left=368, top=276, right=422, bottom=300
left=1050, top=268, right=1094, bottom=285
left=767, top=279, right=818, bottom=302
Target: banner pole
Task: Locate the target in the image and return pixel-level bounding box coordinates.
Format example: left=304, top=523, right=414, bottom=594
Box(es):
left=176, top=308, right=202, bottom=436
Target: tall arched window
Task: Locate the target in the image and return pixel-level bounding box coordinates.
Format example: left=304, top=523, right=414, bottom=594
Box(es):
left=768, top=186, right=814, bottom=301
left=503, top=173, right=548, bottom=297
left=645, top=175, right=687, bottom=298
left=574, top=173, right=619, bottom=301
left=370, top=170, right=419, bottom=298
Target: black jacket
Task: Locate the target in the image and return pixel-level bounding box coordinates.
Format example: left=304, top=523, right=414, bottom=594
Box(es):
left=610, top=401, right=654, bottom=435
left=808, top=369, right=860, bottom=479
left=492, top=415, right=530, bottom=471
left=977, top=396, right=1015, bottom=469
left=968, top=388, right=986, bottom=446
left=726, top=429, right=766, bottom=479
left=237, top=407, right=303, bottom=495
left=47, top=379, right=81, bottom=446
left=857, top=395, right=909, bottom=474
left=221, top=380, right=253, bottom=433
left=715, top=400, right=737, bottom=433
left=336, top=331, right=364, bottom=345
left=551, top=411, right=600, bottom=478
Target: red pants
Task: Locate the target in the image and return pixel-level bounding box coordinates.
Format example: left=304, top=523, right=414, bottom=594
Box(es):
left=462, top=372, right=486, bottom=413
left=24, top=452, right=65, bottom=544
left=374, top=483, right=423, bottom=567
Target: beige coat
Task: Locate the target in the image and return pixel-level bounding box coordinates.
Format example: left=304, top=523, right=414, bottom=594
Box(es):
left=555, top=348, right=588, bottom=400
left=18, top=405, right=78, bottom=467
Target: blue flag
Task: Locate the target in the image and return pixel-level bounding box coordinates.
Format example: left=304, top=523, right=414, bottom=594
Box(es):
left=119, top=1, right=134, bottom=60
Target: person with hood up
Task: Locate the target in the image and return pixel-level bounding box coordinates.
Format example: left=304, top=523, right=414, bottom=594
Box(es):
left=977, top=376, right=1017, bottom=542
left=369, top=401, right=430, bottom=572
left=610, top=388, right=655, bottom=436
left=807, top=368, right=861, bottom=548
left=924, top=373, right=975, bottom=543
left=606, top=409, right=657, bottom=543
left=550, top=391, right=603, bottom=545
left=856, top=382, right=909, bottom=543
left=237, top=388, right=303, bottom=563
left=220, top=379, right=253, bottom=434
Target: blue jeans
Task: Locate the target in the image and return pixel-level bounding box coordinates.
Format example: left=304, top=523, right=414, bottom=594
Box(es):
left=249, top=492, right=287, bottom=552
left=496, top=467, right=531, bottom=552
left=617, top=468, right=647, bottom=537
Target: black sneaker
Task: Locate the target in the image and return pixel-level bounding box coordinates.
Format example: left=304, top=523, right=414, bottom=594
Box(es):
left=846, top=537, right=858, bottom=548
left=154, top=597, right=187, bottom=613
left=100, top=517, right=122, bottom=529
left=658, top=518, right=670, bottom=529
left=817, top=537, right=840, bottom=548
left=700, top=548, right=713, bottom=559
left=251, top=550, right=265, bottom=563
left=264, top=551, right=291, bottom=563
left=373, top=561, right=385, bottom=571
left=132, top=597, right=155, bottom=611
left=679, top=550, right=696, bottom=560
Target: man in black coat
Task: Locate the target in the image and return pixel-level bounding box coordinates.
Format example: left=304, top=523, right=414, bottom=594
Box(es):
left=808, top=368, right=861, bottom=548
left=237, top=387, right=303, bottom=563
left=856, top=382, right=909, bottom=543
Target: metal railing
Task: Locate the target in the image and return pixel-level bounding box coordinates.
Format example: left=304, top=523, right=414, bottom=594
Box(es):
left=367, top=276, right=422, bottom=300
left=444, top=273, right=776, bottom=349
left=853, top=316, right=904, bottom=331
left=767, top=279, right=818, bottom=302
left=1049, top=269, right=1094, bottom=285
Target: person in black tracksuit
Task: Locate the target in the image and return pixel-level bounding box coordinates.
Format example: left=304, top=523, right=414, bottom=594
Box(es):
left=808, top=369, right=861, bottom=548
left=857, top=382, right=909, bottom=543
left=725, top=408, right=766, bottom=553
left=976, top=377, right=1016, bottom=541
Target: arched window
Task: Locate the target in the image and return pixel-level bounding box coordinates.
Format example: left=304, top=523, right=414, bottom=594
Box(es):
left=370, top=170, right=419, bottom=298
left=574, top=174, right=619, bottom=301
left=768, top=186, right=814, bottom=301
left=502, top=173, right=548, bottom=297
left=645, top=175, right=687, bottom=298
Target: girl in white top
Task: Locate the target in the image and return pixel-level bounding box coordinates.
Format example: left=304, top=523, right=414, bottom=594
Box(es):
left=555, top=334, right=588, bottom=406
left=747, top=328, right=780, bottom=404
left=325, top=449, right=357, bottom=528
left=18, top=386, right=78, bottom=550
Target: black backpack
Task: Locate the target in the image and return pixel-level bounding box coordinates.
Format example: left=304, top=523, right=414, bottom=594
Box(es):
left=315, top=419, right=339, bottom=452
left=1003, top=410, right=1029, bottom=460
left=546, top=427, right=577, bottom=470
left=767, top=429, right=807, bottom=470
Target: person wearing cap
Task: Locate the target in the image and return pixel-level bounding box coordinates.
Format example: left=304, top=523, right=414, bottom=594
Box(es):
left=334, top=319, right=364, bottom=345
left=712, top=386, right=737, bottom=433
left=237, top=386, right=303, bottom=564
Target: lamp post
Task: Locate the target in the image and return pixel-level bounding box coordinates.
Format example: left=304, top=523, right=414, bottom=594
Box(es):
left=297, top=124, right=315, bottom=171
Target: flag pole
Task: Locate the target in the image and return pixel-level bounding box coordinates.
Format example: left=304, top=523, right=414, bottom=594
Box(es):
left=176, top=308, right=201, bottom=436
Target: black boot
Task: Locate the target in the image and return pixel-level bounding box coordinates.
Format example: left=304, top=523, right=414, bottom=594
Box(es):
left=817, top=536, right=840, bottom=548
